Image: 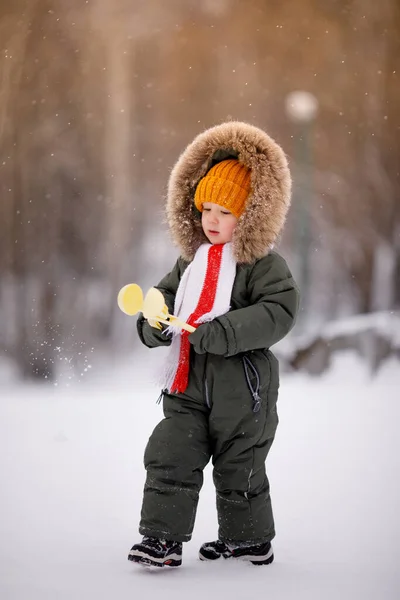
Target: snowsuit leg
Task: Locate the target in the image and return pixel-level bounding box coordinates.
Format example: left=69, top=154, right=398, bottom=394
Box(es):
left=208, top=351, right=279, bottom=545
left=139, top=387, right=211, bottom=542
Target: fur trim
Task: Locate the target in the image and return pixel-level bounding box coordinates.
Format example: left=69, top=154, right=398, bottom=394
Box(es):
left=166, top=121, right=292, bottom=264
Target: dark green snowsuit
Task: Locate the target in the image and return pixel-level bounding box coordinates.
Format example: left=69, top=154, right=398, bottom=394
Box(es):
left=137, top=251, right=299, bottom=544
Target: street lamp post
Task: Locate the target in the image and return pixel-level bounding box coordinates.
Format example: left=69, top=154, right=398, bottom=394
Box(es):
left=285, top=91, right=319, bottom=328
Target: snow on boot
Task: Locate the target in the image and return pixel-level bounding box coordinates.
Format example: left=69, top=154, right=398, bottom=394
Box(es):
left=128, top=536, right=182, bottom=567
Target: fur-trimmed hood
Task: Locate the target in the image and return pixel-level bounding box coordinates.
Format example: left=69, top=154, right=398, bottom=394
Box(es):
left=166, top=121, right=292, bottom=264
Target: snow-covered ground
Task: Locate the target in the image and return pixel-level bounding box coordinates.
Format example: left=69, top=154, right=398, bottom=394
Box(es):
left=1, top=350, right=399, bottom=600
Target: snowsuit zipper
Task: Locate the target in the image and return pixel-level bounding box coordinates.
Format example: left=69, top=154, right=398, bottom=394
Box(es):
left=242, top=355, right=262, bottom=413
left=203, top=354, right=210, bottom=408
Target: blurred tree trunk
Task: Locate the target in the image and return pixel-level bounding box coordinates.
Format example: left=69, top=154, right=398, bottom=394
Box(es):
left=0, top=0, right=399, bottom=381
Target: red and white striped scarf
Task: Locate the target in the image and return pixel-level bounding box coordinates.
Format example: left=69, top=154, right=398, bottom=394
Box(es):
left=162, top=242, right=236, bottom=394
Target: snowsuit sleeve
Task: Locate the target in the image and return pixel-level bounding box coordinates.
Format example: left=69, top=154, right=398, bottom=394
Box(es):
left=189, top=252, right=300, bottom=356
left=137, top=257, right=187, bottom=348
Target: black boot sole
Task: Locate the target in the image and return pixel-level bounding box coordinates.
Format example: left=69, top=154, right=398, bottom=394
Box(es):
left=250, top=554, right=274, bottom=566
left=128, top=553, right=182, bottom=568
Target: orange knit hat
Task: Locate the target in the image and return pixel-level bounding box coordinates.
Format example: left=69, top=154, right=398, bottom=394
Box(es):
left=194, top=159, right=251, bottom=219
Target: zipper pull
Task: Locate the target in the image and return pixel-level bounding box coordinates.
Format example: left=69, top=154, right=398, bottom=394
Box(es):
left=252, top=393, right=261, bottom=413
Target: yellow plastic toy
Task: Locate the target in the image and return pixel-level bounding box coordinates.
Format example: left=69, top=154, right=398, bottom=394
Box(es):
left=117, top=284, right=196, bottom=333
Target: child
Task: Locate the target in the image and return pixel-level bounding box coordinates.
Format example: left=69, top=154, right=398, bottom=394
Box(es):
left=128, top=121, right=300, bottom=568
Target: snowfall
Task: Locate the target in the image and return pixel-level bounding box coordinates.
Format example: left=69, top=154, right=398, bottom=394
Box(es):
left=1, top=345, right=399, bottom=600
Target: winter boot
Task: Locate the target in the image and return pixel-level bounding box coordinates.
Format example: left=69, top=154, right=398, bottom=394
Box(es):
left=199, top=539, right=274, bottom=566
left=199, top=539, right=233, bottom=561
left=230, top=541, right=274, bottom=565
left=128, top=536, right=182, bottom=567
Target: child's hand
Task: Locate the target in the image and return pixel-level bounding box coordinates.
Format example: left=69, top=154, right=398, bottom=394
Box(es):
left=188, top=321, right=227, bottom=355
left=138, top=317, right=172, bottom=348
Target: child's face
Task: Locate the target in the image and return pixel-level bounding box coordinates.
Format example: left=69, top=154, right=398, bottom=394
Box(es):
left=201, top=202, right=238, bottom=244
